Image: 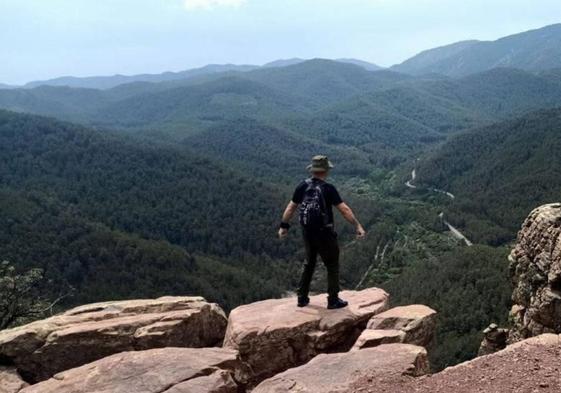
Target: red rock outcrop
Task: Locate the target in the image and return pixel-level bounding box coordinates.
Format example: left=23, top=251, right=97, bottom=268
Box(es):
left=20, top=347, right=246, bottom=393
left=223, top=288, right=389, bottom=384
left=352, top=304, right=437, bottom=350
left=253, top=343, right=430, bottom=393
left=508, top=203, right=561, bottom=341
left=0, top=296, right=227, bottom=382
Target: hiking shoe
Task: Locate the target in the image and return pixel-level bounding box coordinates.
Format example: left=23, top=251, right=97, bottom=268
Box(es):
left=327, top=298, right=348, bottom=309
left=297, top=296, right=310, bottom=307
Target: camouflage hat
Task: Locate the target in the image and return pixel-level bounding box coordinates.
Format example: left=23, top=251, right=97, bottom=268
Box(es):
left=307, top=155, right=334, bottom=173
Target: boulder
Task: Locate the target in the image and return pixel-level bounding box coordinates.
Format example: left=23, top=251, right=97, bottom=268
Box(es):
left=223, top=288, right=389, bottom=384
left=0, top=367, right=28, bottom=393
left=352, top=329, right=406, bottom=350
left=364, top=305, right=437, bottom=347
left=0, top=296, right=227, bottom=382
left=478, top=323, right=509, bottom=356
left=253, top=344, right=430, bottom=393
left=20, top=347, right=247, bottom=393
left=508, top=203, right=561, bottom=341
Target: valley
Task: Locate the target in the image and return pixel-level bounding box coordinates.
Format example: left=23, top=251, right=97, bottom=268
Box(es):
left=2, top=22, right=561, bottom=373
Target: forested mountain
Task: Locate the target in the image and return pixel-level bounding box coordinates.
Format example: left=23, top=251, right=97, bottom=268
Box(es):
left=239, top=59, right=409, bottom=106
left=262, top=58, right=306, bottom=68
left=23, top=64, right=261, bottom=90
left=4, top=60, right=561, bottom=134
left=0, top=60, right=405, bottom=123
left=392, top=40, right=480, bottom=74
left=94, top=76, right=317, bottom=128
left=393, top=24, right=561, bottom=76
left=416, top=107, right=561, bottom=244
left=335, top=58, right=383, bottom=71
left=418, top=68, right=561, bottom=118
left=182, top=118, right=372, bottom=178
left=0, top=86, right=110, bottom=120
left=3, top=60, right=561, bottom=176
left=18, top=58, right=383, bottom=90
left=0, top=110, right=305, bottom=309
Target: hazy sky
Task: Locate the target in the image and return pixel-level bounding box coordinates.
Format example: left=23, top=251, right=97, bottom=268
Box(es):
left=1, top=0, right=561, bottom=84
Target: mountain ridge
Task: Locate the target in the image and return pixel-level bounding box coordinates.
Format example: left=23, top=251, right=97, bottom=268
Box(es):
left=392, top=24, right=561, bottom=76
left=17, top=58, right=384, bottom=90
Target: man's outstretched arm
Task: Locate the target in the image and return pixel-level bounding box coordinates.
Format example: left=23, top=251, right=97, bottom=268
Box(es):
left=278, top=201, right=298, bottom=238
left=336, top=202, right=366, bottom=238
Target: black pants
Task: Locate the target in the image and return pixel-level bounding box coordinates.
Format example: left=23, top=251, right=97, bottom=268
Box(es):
left=297, top=227, right=340, bottom=300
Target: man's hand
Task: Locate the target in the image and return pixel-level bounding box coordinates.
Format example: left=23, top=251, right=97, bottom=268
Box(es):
left=278, top=228, right=289, bottom=239
left=337, top=203, right=366, bottom=239
left=356, top=225, right=366, bottom=239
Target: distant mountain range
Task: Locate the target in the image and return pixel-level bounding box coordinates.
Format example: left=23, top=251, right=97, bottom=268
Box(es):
left=335, top=58, right=383, bottom=71
left=5, top=23, right=561, bottom=89
left=22, top=64, right=260, bottom=90
left=392, top=24, right=561, bottom=76
left=14, top=58, right=382, bottom=90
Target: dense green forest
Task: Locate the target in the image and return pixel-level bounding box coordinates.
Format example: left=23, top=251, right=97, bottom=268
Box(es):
left=384, top=245, right=511, bottom=370
left=0, top=110, right=386, bottom=311
left=0, top=110, right=300, bottom=310
left=416, top=107, right=561, bottom=244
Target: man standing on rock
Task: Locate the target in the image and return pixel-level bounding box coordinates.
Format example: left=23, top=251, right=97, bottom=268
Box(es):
left=278, top=155, right=366, bottom=309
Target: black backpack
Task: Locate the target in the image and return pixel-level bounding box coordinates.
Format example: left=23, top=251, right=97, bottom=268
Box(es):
left=298, top=179, right=329, bottom=229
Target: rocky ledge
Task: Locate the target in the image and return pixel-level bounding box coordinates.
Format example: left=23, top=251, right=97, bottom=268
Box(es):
left=352, top=304, right=437, bottom=350
left=0, top=288, right=440, bottom=392
left=0, top=296, right=227, bottom=382
left=223, top=288, right=390, bottom=383
left=19, top=347, right=247, bottom=393
left=253, top=344, right=429, bottom=393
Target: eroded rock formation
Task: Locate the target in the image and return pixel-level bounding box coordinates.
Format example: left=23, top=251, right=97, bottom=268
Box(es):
left=353, top=305, right=437, bottom=350
left=0, top=288, right=440, bottom=392
left=509, top=203, right=561, bottom=341
left=19, top=347, right=246, bottom=393
left=0, top=296, right=227, bottom=382
left=478, top=323, right=509, bottom=356
left=223, top=288, right=389, bottom=384
left=253, top=344, right=430, bottom=393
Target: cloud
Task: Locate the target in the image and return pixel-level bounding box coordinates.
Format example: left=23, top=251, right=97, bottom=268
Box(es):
left=183, top=0, right=247, bottom=10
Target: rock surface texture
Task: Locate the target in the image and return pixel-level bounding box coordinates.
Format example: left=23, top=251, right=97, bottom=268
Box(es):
left=509, top=203, right=561, bottom=341
left=20, top=347, right=246, bottom=393
left=478, top=323, right=509, bottom=356
left=253, top=344, right=430, bottom=393
left=223, top=288, right=389, bottom=384
left=345, top=334, right=561, bottom=393
left=0, top=296, right=227, bottom=382
left=0, top=367, right=28, bottom=393
left=352, top=304, right=437, bottom=350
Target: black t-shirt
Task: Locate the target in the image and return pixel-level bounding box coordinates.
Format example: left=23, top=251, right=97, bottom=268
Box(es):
left=292, top=178, right=343, bottom=225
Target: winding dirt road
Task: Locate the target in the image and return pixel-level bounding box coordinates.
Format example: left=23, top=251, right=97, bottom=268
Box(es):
left=406, top=169, right=472, bottom=247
